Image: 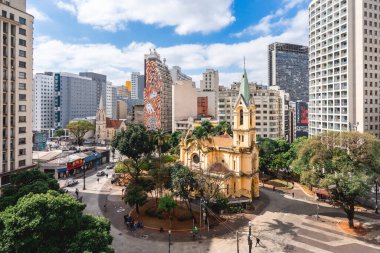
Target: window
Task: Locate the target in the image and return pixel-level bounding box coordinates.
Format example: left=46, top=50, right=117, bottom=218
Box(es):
left=19, top=28, right=26, bottom=36
left=19, top=83, right=26, bottom=90
left=19, top=138, right=26, bottom=145
left=2, top=10, right=6, bottom=17
left=192, top=154, right=200, bottom=164
left=239, top=109, right=244, bottom=125
left=19, top=50, right=26, bottom=57
left=19, top=17, right=26, bottom=25
left=19, top=105, right=26, bottom=112
left=19, top=39, right=26, bottom=46
left=19, top=160, right=26, bottom=167
left=19, top=116, right=26, bottom=123
left=19, top=61, right=26, bottom=68
left=19, top=94, right=26, bottom=101
left=19, top=72, right=26, bottom=79
left=19, top=149, right=26, bottom=156
left=9, top=13, right=14, bottom=20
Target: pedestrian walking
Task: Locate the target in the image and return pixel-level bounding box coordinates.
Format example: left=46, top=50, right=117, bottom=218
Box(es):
left=97, top=178, right=99, bottom=183
left=75, top=188, right=79, bottom=199
left=255, top=237, right=262, bottom=247
left=292, top=192, right=295, bottom=198
left=272, top=185, right=275, bottom=191
left=106, top=173, right=108, bottom=178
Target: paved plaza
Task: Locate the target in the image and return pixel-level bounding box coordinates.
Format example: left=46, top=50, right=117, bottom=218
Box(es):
left=62, top=168, right=380, bottom=253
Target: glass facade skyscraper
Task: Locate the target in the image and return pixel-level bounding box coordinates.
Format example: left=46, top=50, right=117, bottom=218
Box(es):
left=268, top=43, right=309, bottom=102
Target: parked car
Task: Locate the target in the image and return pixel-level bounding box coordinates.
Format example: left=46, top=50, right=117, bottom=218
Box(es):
left=106, top=164, right=114, bottom=170
left=65, top=179, right=79, bottom=187
left=96, top=171, right=105, bottom=177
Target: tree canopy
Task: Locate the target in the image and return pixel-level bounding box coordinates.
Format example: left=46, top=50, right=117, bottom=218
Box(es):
left=0, top=191, right=113, bottom=253
left=54, top=129, right=65, bottom=138
left=292, top=131, right=380, bottom=227
left=0, top=170, right=59, bottom=211
left=66, top=120, right=94, bottom=146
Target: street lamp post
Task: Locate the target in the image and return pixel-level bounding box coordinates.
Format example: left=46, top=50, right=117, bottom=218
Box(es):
left=375, top=181, right=378, bottom=214
left=248, top=221, right=252, bottom=253
left=168, top=230, right=171, bottom=253
left=83, top=163, right=86, bottom=190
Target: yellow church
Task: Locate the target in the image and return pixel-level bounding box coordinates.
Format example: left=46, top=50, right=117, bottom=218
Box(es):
left=180, top=64, right=260, bottom=202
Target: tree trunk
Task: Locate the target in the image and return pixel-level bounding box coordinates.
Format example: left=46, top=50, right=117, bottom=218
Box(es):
left=136, top=204, right=140, bottom=214
left=347, top=204, right=355, bottom=228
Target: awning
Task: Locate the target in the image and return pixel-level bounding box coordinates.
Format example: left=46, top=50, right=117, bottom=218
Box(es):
left=56, top=167, right=67, bottom=173
left=84, top=152, right=101, bottom=162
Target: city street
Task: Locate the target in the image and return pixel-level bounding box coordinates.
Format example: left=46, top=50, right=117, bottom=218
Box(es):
left=62, top=169, right=380, bottom=253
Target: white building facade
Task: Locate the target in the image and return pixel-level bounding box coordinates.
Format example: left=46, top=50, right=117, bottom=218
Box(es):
left=33, top=73, right=54, bottom=131
left=309, top=0, right=380, bottom=137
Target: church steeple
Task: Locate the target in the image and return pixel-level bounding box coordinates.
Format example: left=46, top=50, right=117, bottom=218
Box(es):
left=98, top=95, right=104, bottom=110
left=239, top=57, right=250, bottom=104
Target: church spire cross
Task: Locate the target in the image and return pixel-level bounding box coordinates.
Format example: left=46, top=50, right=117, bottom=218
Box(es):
left=239, top=57, right=250, bottom=104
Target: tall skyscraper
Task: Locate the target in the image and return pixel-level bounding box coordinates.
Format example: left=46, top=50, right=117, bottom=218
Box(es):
left=0, top=0, right=34, bottom=186
left=199, top=69, right=219, bottom=118
left=268, top=42, right=309, bottom=102
left=54, top=73, right=97, bottom=129
left=309, top=0, right=380, bottom=137
left=131, top=72, right=145, bottom=100
left=79, top=72, right=107, bottom=109
left=170, top=66, right=192, bottom=82
left=144, top=49, right=173, bottom=132
left=33, top=73, right=55, bottom=131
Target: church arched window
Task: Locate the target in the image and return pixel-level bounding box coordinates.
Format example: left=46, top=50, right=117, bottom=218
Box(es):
left=239, top=109, right=243, bottom=125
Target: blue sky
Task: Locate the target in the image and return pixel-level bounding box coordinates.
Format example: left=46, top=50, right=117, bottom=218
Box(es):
left=28, top=0, right=309, bottom=86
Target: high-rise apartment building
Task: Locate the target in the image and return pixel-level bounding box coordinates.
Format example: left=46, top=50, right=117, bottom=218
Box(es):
left=309, top=0, right=380, bottom=137
left=0, top=0, right=34, bottom=186
left=131, top=72, right=145, bottom=100
left=172, top=79, right=197, bottom=131
left=268, top=43, right=309, bottom=102
left=218, top=83, right=291, bottom=140
left=198, top=69, right=219, bottom=118
left=54, top=73, right=97, bottom=129
left=106, top=82, right=117, bottom=119
left=79, top=72, right=107, bottom=109
left=144, top=49, right=173, bottom=132
left=170, top=66, right=192, bottom=82
left=33, top=73, right=54, bottom=131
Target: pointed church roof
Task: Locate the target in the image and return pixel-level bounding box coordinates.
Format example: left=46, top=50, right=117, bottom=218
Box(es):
left=239, top=58, right=250, bottom=105
left=98, top=95, right=104, bottom=110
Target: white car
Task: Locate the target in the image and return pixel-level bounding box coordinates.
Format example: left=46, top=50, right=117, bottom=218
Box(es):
left=96, top=171, right=105, bottom=177
left=65, top=179, right=79, bottom=187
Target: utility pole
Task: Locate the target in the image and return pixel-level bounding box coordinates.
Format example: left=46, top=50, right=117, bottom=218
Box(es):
left=83, top=163, right=86, bottom=190
left=375, top=181, right=378, bottom=214
left=236, top=231, right=239, bottom=253
left=248, top=221, right=252, bottom=253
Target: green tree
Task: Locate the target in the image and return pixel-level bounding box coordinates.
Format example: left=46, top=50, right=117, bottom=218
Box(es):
left=0, top=191, right=113, bottom=253
left=66, top=120, right=94, bottom=146
left=292, top=132, right=380, bottom=228
left=171, top=164, right=197, bottom=217
left=169, top=131, right=183, bottom=155
left=158, top=194, right=177, bottom=228
left=111, top=124, right=154, bottom=182
left=0, top=170, right=59, bottom=211
left=54, top=129, right=65, bottom=143
left=200, top=120, right=214, bottom=134
left=124, top=182, right=147, bottom=214
left=213, top=121, right=232, bottom=136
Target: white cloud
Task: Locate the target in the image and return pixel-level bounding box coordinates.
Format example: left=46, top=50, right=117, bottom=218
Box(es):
left=55, top=0, right=235, bottom=35
left=27, top=6, right=50, bottom=21
left=34, top=9, right=308, bottom=87
left=233, top=0, right=307, bottom=37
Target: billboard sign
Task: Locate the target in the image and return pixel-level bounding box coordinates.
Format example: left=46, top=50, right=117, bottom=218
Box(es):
left=296, top=102, right=308, bottom=127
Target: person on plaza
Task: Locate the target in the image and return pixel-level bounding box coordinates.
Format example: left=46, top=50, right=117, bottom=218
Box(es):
left=255, top=237, right=262, bottom=247
left=106, top=173, right=108, bottom=178
left=75, top=188, right=79, bottom=199
left=97, top=178, right=100, bottom=183
left=292, top=192, right=295, bottom=198
left=272, top=185, right=275, bottom=191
